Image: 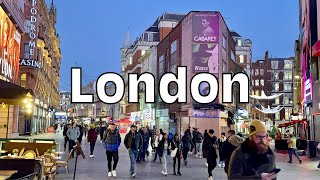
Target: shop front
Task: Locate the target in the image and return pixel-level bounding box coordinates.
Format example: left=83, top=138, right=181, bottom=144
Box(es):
left=156, top=109, right=169, bottom=133
left=187, top=109, right=222, bottom=135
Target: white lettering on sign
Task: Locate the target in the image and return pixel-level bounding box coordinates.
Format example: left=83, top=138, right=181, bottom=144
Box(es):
left=29, top=0, right=37, bottom=57
left=0, top=49, right=13, bottom=80
left=19, top=59, right=41, bottom=68
left=193, top=36, right=217, bottom=42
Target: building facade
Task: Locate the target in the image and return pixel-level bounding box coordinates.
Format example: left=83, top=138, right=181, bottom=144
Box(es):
left=156, top=11, right=245, bottom=136
left=251, top=53, right=294, bottom=131
left=294, top=0, right=320, bottom=155
left=0, top=0, right=25, bottom=138
left=120, top=13, right=185, bottom=129
left=18, top=0, right=61, bottom=134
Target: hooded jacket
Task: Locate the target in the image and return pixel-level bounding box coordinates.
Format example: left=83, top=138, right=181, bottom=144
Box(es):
left=103, top=129, right=121, bottom=152
left=228, top=138, right=276, bottom=180
left=222, top=135, right=244, bottom=173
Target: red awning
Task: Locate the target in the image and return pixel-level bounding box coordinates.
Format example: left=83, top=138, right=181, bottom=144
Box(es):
left=312, top=40, right=320, bottom=57
left=278, top=120, right=306, bottom=128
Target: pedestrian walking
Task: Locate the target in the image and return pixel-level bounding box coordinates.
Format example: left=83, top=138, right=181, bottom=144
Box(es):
left=228, top=120, right=277, bottom=180
left=158, top=133, right=172, bottom=176
left=136, top=128, right=144, bottom=162
left=77, top=123, right=84, bottom=144
left=217, top=132, right=226, bottom=168
left=153, top=129, right=163, bottom=162
left=87, top=124, right=98, bottom=158
left=66, top=122, right=80, bottom=158
left=172, top=134, right=182, bottom=176
left=151, top=126, right=157, bottom=152
left=204, top=129, right=209, bottom=140
left=103, top=123, right=121, bottom=177
left=287, top=134, right=302, bottom=164
left=181, top=130, right=192, bottom=166
left=140, top=127, right=150, bottom=161
left=124, top=125, right=143, bottom=178
left=222, top=130, right=244, bottom=174
left=203, top=129, right=218, bottom=180
left=191, top=128, right=197, bottom=154
left=84, top=124, right=88, bottom=137
left=195, top=129, right=203, bottom=158
left=63, top=123, right=70, bottom=151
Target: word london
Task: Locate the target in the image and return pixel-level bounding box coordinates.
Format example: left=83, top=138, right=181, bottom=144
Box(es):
left=71, top=67, right=249, bottom=104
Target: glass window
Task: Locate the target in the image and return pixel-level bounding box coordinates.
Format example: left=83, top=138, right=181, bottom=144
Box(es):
left=255, top=80, right=259, bottom=86
left=275, top=112, right=280, bottom=120
left=223, top=35, right=227, bottom=49
left=255, top=69, right=259, bottom=75
left=274, top=82, right=279, bottom=91
left=121, top=65, right=125, bottom=72
left=129, top=57, right=132, bottom=65
left=285, top=109, right=290, bottom=120
left=260, top=79, right=264, bottom=86
left=237, top=39, right=242, bottom=46
left=239, top=55, right=244, bottom=63
left=274, top=71, right=279, bottom=80
left=271, top=61, right=278, bottom=69
left=171, top=40, right=177, bottom=54
left=284, top=61, right=292, bottom=69
left=284, top=71, right=292, bottom=80
left=20, top=74, right=27, bottom=88
left=260, top=69, right=264, bottom=75
left=231, top=50, right=235, bottom=62
left=223, top=61, right=227, bottom=73
left=255, top=90, right=259, bottom=95
left=251, top=69, right=254, bottom=76
left=275, top=97, right=280, bottom=104
left=141, top=50, right=146, bottom=56
left=24, top=43, right=30, bottom=59
left=252, top=80, right=254, bottom=86
left=143, top=33, right=148, bottom=41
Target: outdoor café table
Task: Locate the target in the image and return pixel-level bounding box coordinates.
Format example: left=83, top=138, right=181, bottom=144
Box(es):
left=0, top=170, right=17, bottom=180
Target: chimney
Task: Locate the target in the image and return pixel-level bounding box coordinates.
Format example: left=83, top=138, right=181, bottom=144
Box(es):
left=265, top=51, right=269, bottom=61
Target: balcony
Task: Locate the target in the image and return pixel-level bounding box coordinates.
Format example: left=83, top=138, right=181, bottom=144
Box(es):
left=0, top=0, right=24, bottom=32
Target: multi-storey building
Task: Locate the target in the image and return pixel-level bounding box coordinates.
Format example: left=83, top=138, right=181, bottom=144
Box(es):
left=294, top=0, right=320, bottom=156
left=251, top=52, right=294, bottom=130
left=157, top=11, right=245, bottom=135
left=18, top=0, right=61, bottom=134
left=120, top=13, right=185, bottom=128
left=0, top=0, right=26, bottom=138
left=74, top=81, right=120, bottom=123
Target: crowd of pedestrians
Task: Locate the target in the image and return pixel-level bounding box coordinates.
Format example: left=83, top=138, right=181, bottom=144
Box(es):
left=58, top=119, right=312, bottom=179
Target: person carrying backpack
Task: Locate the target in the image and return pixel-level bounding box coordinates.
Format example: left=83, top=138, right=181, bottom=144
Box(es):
left=103, top=123, right=121, bottom=177
left=202, top=129, right=218, bottom=180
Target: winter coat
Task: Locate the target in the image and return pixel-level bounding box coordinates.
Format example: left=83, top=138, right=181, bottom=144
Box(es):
left=195, top=132, right=203, bottom=143
left=181, top=134, right=192, bottom=150
left=228, top=138, right=276, bottom=180
left=87, top=129, right=98, bottom=142
left=171, top=139, right=183, bottom=156
left=154, top=134, right=163, bottom=148
left=158, top=138, right=173, bottom=157
left=202, top=135, right=218, bottom=159
left=67, top=127, right=80, bottom=141
left=124, top=131, right=143, bottom=150
left=103, top=129, right=121, bottom=152
left=222, top=135, right=244, bottom=173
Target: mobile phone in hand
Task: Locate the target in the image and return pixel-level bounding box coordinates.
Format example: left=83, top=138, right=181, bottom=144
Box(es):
left=270, top=168, right=281, bottom=174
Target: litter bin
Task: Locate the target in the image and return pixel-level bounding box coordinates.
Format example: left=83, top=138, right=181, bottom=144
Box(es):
left=307, top=140, right=316, bottom=158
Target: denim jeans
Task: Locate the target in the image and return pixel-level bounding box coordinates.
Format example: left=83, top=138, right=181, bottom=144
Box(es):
left=161, top=150, right=168, bottom=173
left=129, top=149, right=138, bottom=174
left=288, top=148, right=300, bottom=161
left=196, top=143, right=202, bottom=156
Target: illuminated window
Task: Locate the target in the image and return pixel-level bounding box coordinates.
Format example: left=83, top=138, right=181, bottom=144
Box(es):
left=260, top=79, right=264, bottom=86
left=284, top=61, right=292, bottom=69
left=275, top=97, right=280, bottom=104
left=255, top=80, right=259, bottom=86
left=237, top=39, right=242, bottom=46
left=285, top=109, right=290, bottom=120
left=255, top=90, right=259, bottom=95
left=275, top=112, right=280, bottom=120
left=121, top=65, right=125, bottom=72
left=284, top=71, right=292, bottom=80
left=141, top=50, right=146, bottom=56
left=24, top=44, right=30, bottom=59
left=274, top=82, right=279, bottom=91
left=239, top=55, right=244, bottom=64
left=129, top=57, right=132, bottom=65
left=21, top=74, right=27, bottom=88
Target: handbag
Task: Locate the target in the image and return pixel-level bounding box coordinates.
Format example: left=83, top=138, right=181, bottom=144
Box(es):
left=171, top=148, right=178, bottom=158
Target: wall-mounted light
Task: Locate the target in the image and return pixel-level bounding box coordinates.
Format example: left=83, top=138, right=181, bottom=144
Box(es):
left=1, top=102, right=6, bottom=108
left=295, top=75, right=300, bottom=79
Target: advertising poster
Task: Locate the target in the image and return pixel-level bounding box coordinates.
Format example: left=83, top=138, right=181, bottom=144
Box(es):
left=192, top=43, right=218, bottom=74
left=192, top=13, right=219, bottom=43
left=0, top=7, right=20, bottom=83
left=192, top=109, right=219, bottom=118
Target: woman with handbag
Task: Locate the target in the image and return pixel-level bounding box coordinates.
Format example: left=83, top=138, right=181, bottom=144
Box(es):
left=158, top=133, right=173, bottom=176
left=153, top=129, right=163, bottom=162
left=171, top=134, right=182, bottom=176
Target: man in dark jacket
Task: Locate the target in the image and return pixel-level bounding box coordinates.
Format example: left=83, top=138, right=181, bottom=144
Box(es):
left=202, top=129, right=218, bottom=180
left=228, top=120, right=277, bottom=180
left=63, top=124, right=70, bottom=151
left=103, top=123, right=121, bottom=177
left=195, top=129, right=203, bottom=158
left=124, top=125, right=143, bottom=178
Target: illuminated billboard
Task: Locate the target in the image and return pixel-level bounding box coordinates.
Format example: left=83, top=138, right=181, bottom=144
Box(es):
left=0, top=7, right=21, bottom=83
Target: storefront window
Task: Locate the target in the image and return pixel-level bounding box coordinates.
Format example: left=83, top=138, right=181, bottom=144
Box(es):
left=20, top=74, right=27, bottom=87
